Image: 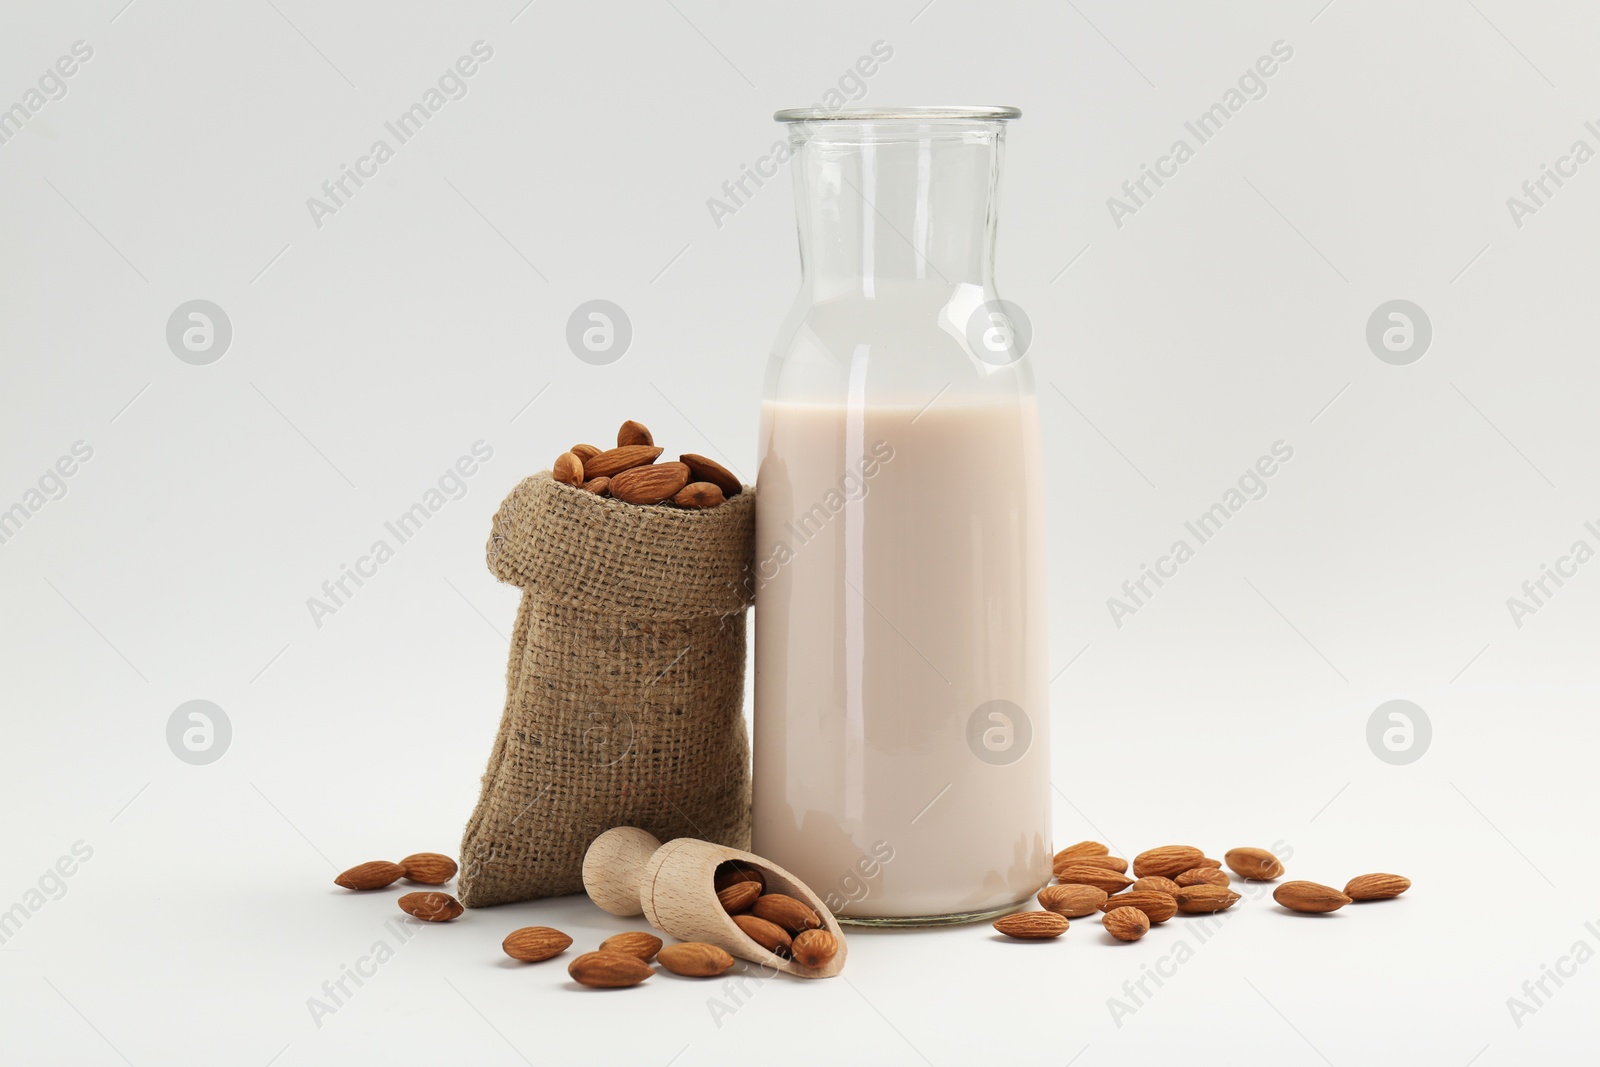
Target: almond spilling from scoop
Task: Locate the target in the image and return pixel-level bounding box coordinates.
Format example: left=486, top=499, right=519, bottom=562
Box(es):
left=751, top=893, right=822, bottom=935
left=1344, top=873, right=1410, bottom=900
left=617, top=420, right=654, bottom=447
left=398, top=891, right=462, bottom=922
left=1131, top=876, right=1183, bottom=896
left=1173, top=885, right=1241, bottom=914
left=1038, top=883, right=1107, bottom=918
left=1225, top=846, right=1285, bottom=881
left=993, top=911, right=1070, bottom=939
left=713, top=863, right=765, bottom=894
left=568, top=950, right=653, bottom=988
left=609, top=462, right=690, bottom=505
left=1099, top=890, right=1177, bottom=924
left=1133, top=845, right=1206, bottom=878
left=1103, top=906, right=1150, bottom=942
left=790, top=928, right=840, bottom=967
left=583, top=445, right=663, bottom=479
left=1054, top=841, right=1110, bottom=865
left=674, top=482, right=725, bottom=509
left=570, top=443, right=601, bottom=463
left=334, top=860, right=405, bottom=891
left=599, top=931, right=664, bottom=962
left=552, top=452, right=584, bottom=486
left=732, top=914, right=792, bottom=957
left=716, top=880, right=761, bottom=914
left=657, top=942, right=735, bottom=977
left=679, top=453, right=741, bottom=497
left=1054, top=864, right=1133, bottom=894
left=581, top=476, right=611, bottom=496
left=399, top=853, right=457, bottom=885
left=1273, top=881, right=1351, bottom=913
left=502, top=926, right=573, bottom=962
left=1175, top=867, right=1230, bottom=888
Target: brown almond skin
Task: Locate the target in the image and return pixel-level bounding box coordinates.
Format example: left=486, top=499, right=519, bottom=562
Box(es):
left=732, top=914, right=792, bottom=957
left=1133, top=845, right=1206, bottom=878
left=583, top=445, right=663, bottom=479
left=617, top=420, right=654, bottom=447
left=1103, top=906, right=1150, bottom=942
left=552, top=452, right=584, bottom=486
left=1038, top=883, right=1107, bottom=918
left=750, top=893, right=822, bottom=935
left=993, top=911, right=1070, bottom=939
left=571, top=443, right=600, bottom=463
left=399, top=853, right=458, bottom=885
left=600, top=931, right=663, bottom=962
left=1344, top=873, right=1411, bottom=901
left=716, top=880, right=761, bottom=914
left=334, top=860, right=405, bottom=891
left=1173, top=885, right=1241, bottom=914
left=674, top=481, right=725, bottom=509
left=657, top=942, right=735, bottom=977
left=1274, top=881, right=1352, bottom=913
left=790, top=928, right=840, bottom=967
left=1057, top=854, right=1127, bottom=875
left=1195, top=857, right=1224, bottom=869
left=502, top=926, right=572, bottom=962
left=1175, top=867, right=1231, bottom=888
left=1054, top=864, right=1133, bottom=894
left=398, top=891, right=463, bottom=922
left=679, top=453, right=741, bottom=497
left=1099, top=890, right=1177, bottom=924
left=1132, top=876, right=1183, bottom=896
left=713, top=863, right=765, bottom=894
left=581, top=475, right=611, bottom=496
left=1054, top=841, right=1110, bottom=865
left=610, top=462, right=690, bottom=505
left=1225, top=846, right=1285, bottom=881
left=568, top=950, right=653, bottom=988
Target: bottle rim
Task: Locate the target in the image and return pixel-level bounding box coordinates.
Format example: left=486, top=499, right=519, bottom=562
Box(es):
left=773, top=105, right=1021, bottom=123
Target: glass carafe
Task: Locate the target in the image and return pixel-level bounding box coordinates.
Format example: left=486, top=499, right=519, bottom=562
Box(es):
left=753, top=106, right=1051, bottom=924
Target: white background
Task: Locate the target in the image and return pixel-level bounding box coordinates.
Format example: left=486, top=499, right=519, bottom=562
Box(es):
left=2, top=0, right=1597, bottom=1064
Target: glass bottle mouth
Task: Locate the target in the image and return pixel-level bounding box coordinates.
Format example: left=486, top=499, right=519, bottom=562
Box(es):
left=773, top=105, right=1020, bottom=123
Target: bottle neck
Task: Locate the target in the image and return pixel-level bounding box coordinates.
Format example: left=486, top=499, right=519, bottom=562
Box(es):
left=786, top=120, right=1005, bottom=302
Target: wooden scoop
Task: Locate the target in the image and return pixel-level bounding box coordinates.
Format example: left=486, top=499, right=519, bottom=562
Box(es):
left=582, top=827, right=847, bottom=978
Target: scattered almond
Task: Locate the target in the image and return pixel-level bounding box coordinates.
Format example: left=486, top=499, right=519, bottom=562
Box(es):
left=1038, top=883, right=1107, bottom=918
left=617, top=420, right=654, bottom=447
left=716, top=881, right=761, bottom=914
left=581, top=476, right=611, bottom=495
left=398, top=891, right=463, bottom=922
left=993, top=911, right=1070, bottom=939
left=334, top=861, right=404, bottom=891
left=1054, top=841, right=1110, bottom=865
left=1133, top=845, right=1206, bottom=878
left=1274, top=881, right=1351, bottom=913
left=1054, top=864, right=1134, bottom=894
left=1103, top=906, right=1150, bottom=942
left=1173, top=885, right=1241, bottom=914
left=751, top=893, right=822, bottom=934
left=657, top=942, right=735, bottom=977
left=1195, top=857, right=1224, bottom=869
left=679, top=454, right=741, bottom=497
left=502, top=926, right=572, bottom=962
left=552, top=452, right=584, bottom=486
left=1131, top=876, right=1183, bottom=896
left=1099, top=890, right=1177, bottom=924
left=600, top=931, right=664, bottom=962
left=1175, top=867, right=1230, bottom=888
left=790, top=928, right=840, bottom=967
left=399, top=853, right=457, bottom=885
left=1344, top=873, right=1410, bottom=901
left=610, top=462, right=690, bottom=505
left=1225, top=847, right=1285, bottom=881
left=582, top=444, right=664, bottom=479
left=732, top=914, right=792, bottom=957
left=1066, top=855, right=1128, bottom=874
left=568, top=950, right=653, bottom=988
left=674, top=482, right=725, bottom=509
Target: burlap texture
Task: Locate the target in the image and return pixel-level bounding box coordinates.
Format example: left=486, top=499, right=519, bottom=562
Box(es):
left=457, top=471, right=755, bottom=907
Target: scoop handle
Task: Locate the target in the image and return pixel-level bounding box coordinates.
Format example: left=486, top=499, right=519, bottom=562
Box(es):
left=582, top=826, right=663, bottom=916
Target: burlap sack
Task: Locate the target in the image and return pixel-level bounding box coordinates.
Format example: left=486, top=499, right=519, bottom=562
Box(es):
left=457, top=471, right=755, bottom=907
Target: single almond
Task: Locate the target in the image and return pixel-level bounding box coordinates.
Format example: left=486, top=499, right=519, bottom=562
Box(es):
left=657, top=942, right=735, bottom=977
left=1195, top=857, right=1224, bottom=869
left=617, top=420, right=654, bottom=447
left=1131, top=876, right=1183, bottom=896
left=571, top=443, right=601, bottom=463
left=1098, top=890, right=1177, bottom=924
left=732, top=914, right=792, bottom=957
left=568, top=950, right=653, bottom=988
left=1054, top=864, right=1134, bottom=894
left=581, top=476, right=611, bottom=496
left=674, top=482, right=725, bottom=509
left=790, top=928, right=840, bottom=967
left=1175, top=867, right=1230, bottom=888
left=1103, top=906, right=1151, bottom=942
left=1038, top=883, right=1107, bottom=918
left=993, top=911, right=1070, bottom=939
left=751, top=893, right=822, bottom=935
left=583, top=445, right=663, bottom=479
left=1132, top=845, right=1206, bottom=878
left=334, top=860, right=404, bottom=891
left=552, top=452, right=584, bottom=486
left=713, top=863, right=765, bottom=894
left=1072, top=854, right=1129, bottom=873
left=502, top=926, right=572, bottom=962
left=399, top=853, right=457, bottom=885
left=397, top=891, right=462, bottom=922
left=1225, top=846, right=1285, bottom=881
left=609, top=462, right=690, bottom=505
left=1344, top=873, right=1410, bottom=901
left=1274, top=881, right=1351, bottom=913
left=1173, top=885, right=1242, bottom=914
left=716, top=880, right=761, bottom=914
left=679, top=453, right=741, bottom=497
left=1053, top=841, right=1110, bottom=865
left=599, top=931, right=664, bottom=962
